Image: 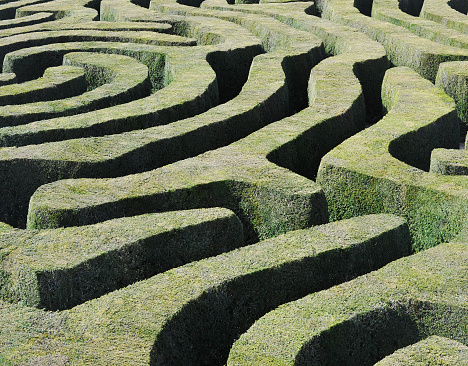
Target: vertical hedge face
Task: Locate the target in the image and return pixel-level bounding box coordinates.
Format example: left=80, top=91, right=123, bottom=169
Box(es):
left=0, top=0, right=467, bottom=365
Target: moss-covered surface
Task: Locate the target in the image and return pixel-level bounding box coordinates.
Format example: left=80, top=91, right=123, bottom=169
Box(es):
left=375, top=336, right=468, bottom=365
left=0, top=208, right=242, bottom=310
left=0, top=214, right=411, bottom=365
left=227, top=235, right=468, bottom=365
left=317, top=67, right=464, bottom=251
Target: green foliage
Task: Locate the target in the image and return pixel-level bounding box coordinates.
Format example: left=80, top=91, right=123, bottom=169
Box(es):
left=0, top=355, right=12, bottom=366
left=1, top=0, right=467, bottom=364
left=227, top=241, right=468, bottom=365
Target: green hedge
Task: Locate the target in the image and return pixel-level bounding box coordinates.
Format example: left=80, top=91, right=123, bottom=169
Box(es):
left=375, top=336, right=468, bottom=365
left=317, top=66, right=464, bottom=251
left=16, top=0, right=99, bottom=22
left=198, top=0, right=388, bottom=121
left=0, top=208, right=242, bottom=310
left=0, top=13, right=272, bottom=227
left=0, top=0, right=48, bottom=21
left=0, top=44, right=217, bottom=145
left=315, top=0, right=468, bottom=81
left=0, top=30, right=194, bottom=80
left=0, top=73, right=15, bottom=86
left=0, top=18, right=172, bottom=39
left=0, top=65, right=85, bottom=106
left=101, top=0, right=170, bottom=22
left=23, top=1, right=388, bottom=244
left=0, top=12, right=267, bottom=145
left=436, top=61, right=468, bottom=133
left=0, top=214, right=411, bottom=364
left=421, top=0, right=468, bottom=34
left=22, top=20, right=381, bottom=241
left=227, top=234, right=468, bottom=365
left=0, top=52, right=151, bottom=127
left=430, top=148, right=468, bottom=175
left=0, top=12, right=54, bottom=30
left=371, top=0, right=468, bottom=49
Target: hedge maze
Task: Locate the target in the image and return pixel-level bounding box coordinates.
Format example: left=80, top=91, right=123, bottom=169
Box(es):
left=0, top=0, right=467, bottom=365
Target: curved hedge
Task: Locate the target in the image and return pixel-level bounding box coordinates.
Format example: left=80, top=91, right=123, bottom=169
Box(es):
left=227, top=235, right=468, bottom=365
left=317, top=66, right=464, bottom=251
left=375, top=336, right=468, bottom=366
left=0, top=0, right=466, bottom=364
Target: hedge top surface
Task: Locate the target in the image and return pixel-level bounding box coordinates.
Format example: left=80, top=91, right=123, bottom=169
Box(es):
left=0, top=207, right=243, bottom=309
left=194, top=0, right=387, bottom=59
left=371, top=0, right=468, bottom=49
left=0, top=20, right=172, bottom=39
left=16, top=0, right=99, bottom=22
left=0, top=51, right=152, bottom=127
left=375, top=336, right=468, bottom=366
left=316, top=66, right=467, bottom=250
left=0, top=213, right=404, bottom=364
left=0, top=42, right=217, bottom=138
left=0, top=65, right=85, bottom=105
left=315, top=0, right=468, bottom=80
left=318, top=67, right=458, bottom=184
left=227, top=238, right=468, bottom=365
left=421, top=0, right=468, bottom=34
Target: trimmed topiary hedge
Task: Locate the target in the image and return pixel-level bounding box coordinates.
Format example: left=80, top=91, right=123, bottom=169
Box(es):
left=0, top=0, right=466, bottom=364
left=0, top=64, right=85, bottom=105
left=315, top=0, right=468, bottom=81
left=227, top=233, right=468, bottom=365
left=372, top=0, right=468, bottom=49
left=0, top=208, right=242, bottom=310
left=430, top=147, right=468, bottom=175
left=421, top=0, right=468, bottom=34
left=375, top=336, right=468, bottom=365
left=0, top=52, right=152, bottom=127
left=317, top=66, right=464, bottom=251
left=436, top=61, right=468, bottom=134
left=0, top=214, right=411, bottom=364
left=22, top=21, right=383, bottom=242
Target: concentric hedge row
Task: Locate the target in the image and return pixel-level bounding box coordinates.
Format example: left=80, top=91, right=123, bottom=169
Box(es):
left=0, top=0, right=467, bottom=365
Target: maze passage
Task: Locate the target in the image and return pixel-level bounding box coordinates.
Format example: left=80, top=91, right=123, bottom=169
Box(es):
left=0, top=0, right=467, bottom=365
